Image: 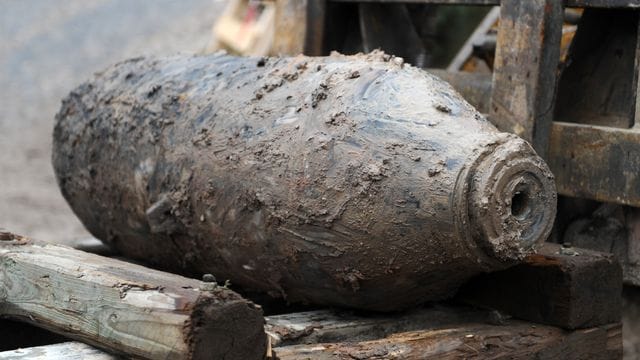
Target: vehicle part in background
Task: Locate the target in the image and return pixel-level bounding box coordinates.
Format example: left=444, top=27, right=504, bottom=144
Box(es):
left=53, top=53, right=557, bottom=311
left=206, top=0, right=276, bottom=56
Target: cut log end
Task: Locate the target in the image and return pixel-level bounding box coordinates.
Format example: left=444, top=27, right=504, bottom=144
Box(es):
left=187, top=293, right=267, bottom=360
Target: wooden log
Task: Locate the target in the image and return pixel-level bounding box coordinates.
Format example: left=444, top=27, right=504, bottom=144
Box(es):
left=0, top=342, right=115, bottom=360
left=554, top=9, right=639, bottom=129
left=428, top=70, right=492, bottom=114
left=270, top=308, right=622, bottom=360
left=0, top=233, right=267, bottom=360
left=457, top=243, right=622, bottom=329
left=489, top=0, right=563, bottom=158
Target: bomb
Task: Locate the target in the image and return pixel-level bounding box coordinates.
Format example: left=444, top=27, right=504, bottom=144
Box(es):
left=53, top=52, right=556, bottom=311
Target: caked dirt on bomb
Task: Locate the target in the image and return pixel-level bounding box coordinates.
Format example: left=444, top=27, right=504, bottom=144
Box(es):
left=53, top=51, right=556, bottom=311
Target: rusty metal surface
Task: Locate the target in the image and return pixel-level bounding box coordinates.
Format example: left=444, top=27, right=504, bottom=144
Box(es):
left=52, top=53, right=556, bottom=311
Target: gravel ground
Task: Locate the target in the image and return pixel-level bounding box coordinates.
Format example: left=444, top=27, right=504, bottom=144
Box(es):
left=0, top=0, right=224, bottom=243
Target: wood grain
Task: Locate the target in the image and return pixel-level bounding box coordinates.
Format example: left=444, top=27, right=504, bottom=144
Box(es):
left=0, top=234, right=267, bottom=360
left=458, top=243, right=622, bottom=329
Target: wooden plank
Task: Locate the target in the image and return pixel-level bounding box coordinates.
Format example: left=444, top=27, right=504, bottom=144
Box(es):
left=0, top=342, right=115, bottom=360
left=548, top=122, right=640, bottom=206
left=265, top=305, right=495, bottom=347
left=457, top=243, right=622, bottom=329
left=271, top=0, right=308, bottom=55
left=0, top=233, right=267, bottom=360
left=273, top=321, right=621, bottom=360
left=489, top=0, right=563, bottom=158
left=427, top=70, right=640, bottom=206
left=447, top=6, right=500, bottom=72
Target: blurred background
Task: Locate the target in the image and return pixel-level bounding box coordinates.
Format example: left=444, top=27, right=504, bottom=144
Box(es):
left=0, top=0, right=225, bottom=243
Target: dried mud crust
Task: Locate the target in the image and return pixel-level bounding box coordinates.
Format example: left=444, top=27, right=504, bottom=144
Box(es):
left=53, top=51, right=556, bottom=311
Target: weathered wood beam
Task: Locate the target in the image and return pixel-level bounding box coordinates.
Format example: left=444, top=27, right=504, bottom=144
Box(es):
left=273, top=320, right=621, bottom=360
left=0, top=342, right=115, bottom=360
left=489, top=0, right=563, bottom=158
left=457, top=243, right=622, bottom=329
left=0, top=233, right=267, bottom=360
left=271, top=0, right=326, bottom=57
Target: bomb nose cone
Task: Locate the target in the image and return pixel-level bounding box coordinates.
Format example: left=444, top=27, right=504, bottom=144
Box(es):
left=468, top=135, right=557, bottom=262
